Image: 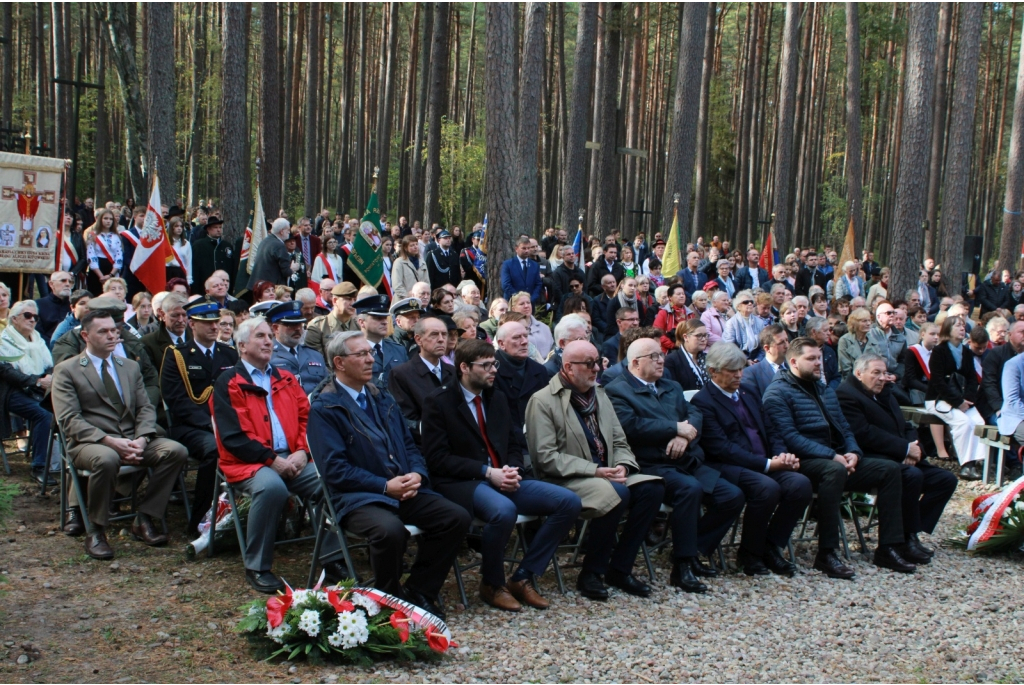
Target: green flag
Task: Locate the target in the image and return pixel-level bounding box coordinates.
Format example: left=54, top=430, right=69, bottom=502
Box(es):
left=347, top=179, right=385, bottom=289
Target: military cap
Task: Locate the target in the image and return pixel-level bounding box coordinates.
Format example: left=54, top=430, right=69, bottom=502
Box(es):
left=266, top=300, right=306, bottom=325
left=331, top=282, right=358, bottom=297
left=354, top=294, right=391, bottom=317
left=184, top=296, right=222, bottom=321
left=250, top=300, right=282, bottom=317
left=389, top=297, right=421, bottom=317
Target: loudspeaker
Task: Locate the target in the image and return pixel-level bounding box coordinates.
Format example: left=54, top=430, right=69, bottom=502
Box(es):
left=962, top=236, right=983, bottom=275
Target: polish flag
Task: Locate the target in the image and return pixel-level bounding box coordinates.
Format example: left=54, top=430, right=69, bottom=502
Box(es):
left=130, top=173, right=173, bottom=296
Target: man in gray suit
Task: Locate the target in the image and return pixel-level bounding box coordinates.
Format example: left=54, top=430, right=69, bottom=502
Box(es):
left=52, top=309, right=188, bottom=560
left=247, top=218, right=300, bottom=291
left=742, top=324, right=789, bottom=398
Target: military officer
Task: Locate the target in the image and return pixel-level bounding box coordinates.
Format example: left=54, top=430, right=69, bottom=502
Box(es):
left=304, top=282, right=359, bottom=362
left=268, top=300, right=330, bottom=395
left=191, top=217, right=237, bottom=294
left=160, top=297, right=239, bottom=536
left=389, top=296, right=421, bottom=356
left=353, top=294, right=409, bottom=388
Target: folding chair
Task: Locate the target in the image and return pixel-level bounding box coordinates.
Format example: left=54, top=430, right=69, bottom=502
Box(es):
left=790, top=493, right=853, bottom=560
left=161, top=400, right=196, bottom=524
left=0, top=435, right=10, bottom=475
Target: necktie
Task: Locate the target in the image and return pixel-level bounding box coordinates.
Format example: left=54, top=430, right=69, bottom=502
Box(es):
left=373, top=343, right=383, bottom=364
left=521, top=260, right=528, bottom=278
left=432, top=365, right=442, bottom=383
left=473, top=396, right=501, bottom=469
left=290, top=347, right=298, bottom=358
left=356, top=392, right=369, bottom=414
left=302, top=236, right=310, bottom=263
left=731, top=392, right=740, bottom=403
left=206, top=348, right=213, bottom=362
left=101, top=359, right=125, bottom=416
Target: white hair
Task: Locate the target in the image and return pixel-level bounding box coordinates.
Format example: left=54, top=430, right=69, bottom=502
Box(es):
left=271, top=217, right=291, bottom=237
left=9, top=300, right=38, bottom=319
left=843, top=260, right=857, bottom=271
left=554, top=314, right=589, bottom=346
left=711, top=290, right=730, bottom=303
left=235, top=315, right=268, bottom=345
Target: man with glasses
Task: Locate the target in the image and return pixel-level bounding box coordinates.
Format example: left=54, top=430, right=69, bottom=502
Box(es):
left=607, top=338, right=745, bottom=594
left=35, top=271, right=74, bottom=344
left=388, top=316, right=456, bottom=442
left=421, top=340, right=581, bottom=612
left=544, top=314, right=591, bottom=378
left=141, top=292, right=192, bottom=373
left=865, top=300, right=911, bottom=404
left=526, top=340, right=664, bottom=601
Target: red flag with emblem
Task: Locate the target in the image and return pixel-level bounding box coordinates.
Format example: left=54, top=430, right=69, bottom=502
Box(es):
left=130, top=173, right=173, bottom=296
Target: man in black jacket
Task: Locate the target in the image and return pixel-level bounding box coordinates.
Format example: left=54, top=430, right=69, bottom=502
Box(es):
left=982, top=321, right=1024, bottom=421
left=836, top=355, right=957, bottom=563
left=586, top=244, right=625, bottom=296
left=976, top=271, right=1009, bottom=316
left=492, top=321, right=549, bottom=429
left=426, top=230, right=461, bottom=291
left=34, top=271, right=73, bottom=344
left=191, top=217, right=236, bottom=294
left=421, top=340, right=581, bottom=612
left=794, top=252, right=829, bottom=296
left=551, top=246, right=586, bottom=308
left=387, top=316, right=455, bottom=442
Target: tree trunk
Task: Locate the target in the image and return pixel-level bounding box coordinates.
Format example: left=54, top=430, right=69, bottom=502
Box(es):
left=103, top=2, right=148, bottom=202
left=377, top=3, right=399, bottom=214
left=924, top=3, right=953, bottom=259
left=593, top=3, right=622, bottom=238
left=410, top=6, right=433, bottom=224
left=663, top=2, right=709, bottom=243
left=733, top=6, right=758, bottom=247
left=691, top=3, right=716, bottom=242
left=484, top=2, right=517, bottom=299
left=559, top=3, right=598, bottom=235
left=888, top=4, right=939, bottom=301
left=937, top=3, right=983, bottom=294
left=185, top=4, right=206, bottom=208
left=259, top=3, right=282, bottom=214
left=93, top=13, right=107, bottom=202
left=515, top=2, right=547, bottom=235
left=844, top=3, right=863, bottom=253
left=771, top=2, right=800, bottom=257
left=1, top=4, right=11, bottom=126
left=51, top=2, right=70, bottom=161
left=423, top=3, right=450, bottom=229
left=998, top=8, right=1024, bottom=274
left=146, top=3, right=177, bottom=200
left=220, top=2, right=249, bottom=240
left=303, top=3, right=321, bottom=217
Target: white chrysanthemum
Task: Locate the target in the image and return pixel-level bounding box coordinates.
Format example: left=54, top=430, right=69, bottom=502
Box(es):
left=350, top=593, right=380, bottom=616
left=327, top=631, right=345, bottom=647
left=1014, top=500, right=1024, bottom=512
left=333, top=611, right=369, bottom=648
left=248, top=605, right=263, bottom=616
left=297, top=609, right=322, bottom=637
left=267, top=622, right=293, bottom=644
left=291, top=589, right=311, bottom=606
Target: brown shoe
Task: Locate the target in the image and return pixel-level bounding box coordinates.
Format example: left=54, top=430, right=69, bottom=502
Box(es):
left=508, top=577, right=549, bottom=610
left=131, top=514, right=169, bottom=547
left=479, top=582, right=522, bottom=612
left=85, top=529, right=114, bottom=560
left=64, top=507, right=85, bottom=537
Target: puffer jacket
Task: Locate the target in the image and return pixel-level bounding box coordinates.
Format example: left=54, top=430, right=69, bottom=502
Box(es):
left=761, top=370, right=861, bottom=461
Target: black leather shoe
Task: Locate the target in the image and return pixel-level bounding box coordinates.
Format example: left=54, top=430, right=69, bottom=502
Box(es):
left=906, top=532, right=934, bottom=557
left=245, top=569, right=285, bottom=594
left=690, top=557, right=718, bottom=578
left=669, top=562, right=707, bottom=593
left=736, top=550, right=770, bottom=576
left=763, top=545, right=797, bottom=576
left=322, top=560, right=351, bottom=584
left=31, top=468, right=56, bottom=486
left=403, top=585, right=446, bottom=621
left=605, top=569, right=651, bottom=597
left=64, top=507, right=85, bottom=537
left=959, top=461, right=983, bottom=481
left=874, top=545, right=916, bottom=573
left=813, top=549, right=855, bottom=579
left=84, top=529, right=114, bottom=560
left=575, top=570, right=609, bottom=601
left=900, top=538, right=932, bottom=565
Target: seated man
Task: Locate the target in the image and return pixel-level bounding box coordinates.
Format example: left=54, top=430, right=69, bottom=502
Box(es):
left=741, top=324, right=788, bottom=399
left=388, top=316, right=455, bottom=440
left=607, top=339, right=745, bottom=593
left=421, top=340, right=581, bottom=612
left=353, top=295, right=408, bottom=387
left=543, top=314, right=591, bottom=378
left=998, top=351, right=1024, bottom=481
left=212, top=317, right=325, bottom=593
left=691, top=342, right=813, bottom=577
left=141, top=292, right=192, bottom=372
left=268, top=301, right=329, bottom=395
left=161, top=297, right=239, bottom=537
left=836, top=354, right=957, bottom=563
left=493, top=321, right=550, bottom=429
left=307, top=331, right=470, bottom=620
left=51, top=310, right=188, bottom=559
left=525, top=340, right=665, bottom=601
left=762, top=337, right=915, bottom=579
left=389, top=297, right=422, bottom=356
left=305, top=282, right=360, bottom=362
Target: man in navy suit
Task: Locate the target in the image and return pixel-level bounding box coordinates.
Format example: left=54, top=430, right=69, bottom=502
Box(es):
left=735, top=249, right=770, bottom=292
left=742, top=324, right=789, bottom=398
left=692, top=342, right=812, bottom=576
left=586, top=244, right=626, bottom=296
left=500, top=237, right=544, bottom=303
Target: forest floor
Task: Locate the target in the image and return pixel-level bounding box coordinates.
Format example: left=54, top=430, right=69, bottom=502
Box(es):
left=0, top=449, right=1022, bottom=684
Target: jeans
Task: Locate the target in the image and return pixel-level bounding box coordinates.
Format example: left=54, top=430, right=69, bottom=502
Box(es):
left=8, top=389, right=52, bottom=470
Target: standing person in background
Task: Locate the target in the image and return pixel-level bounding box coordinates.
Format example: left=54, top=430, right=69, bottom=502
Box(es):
left=165, top=216, right=193, bottom=287
left=391, top=235, right=429, bottom=300
left=86, top=209, right=123, bottom=295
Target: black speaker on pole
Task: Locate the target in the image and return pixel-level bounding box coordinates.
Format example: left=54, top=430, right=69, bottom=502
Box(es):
left=962, top=236, right=983, bottom=275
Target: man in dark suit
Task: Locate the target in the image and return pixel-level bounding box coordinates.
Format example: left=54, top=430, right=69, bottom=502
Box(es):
left=119, top=207, right=146, bottom=300
left=586, top=244, right=625, bottom=296
left=426, top=230, right=462, bottom=291
left=600, top=307, right=642, bottom=364
left=862, top=251, right=881, bottom=279
left=492, top=321, right=550, bottom=429
left=293, top=217, right=321, bottom=279
left=191, top=217, right=237, bottom=295
left=678, top=251, right=708, bottom=299
left=160, top=297, right=239, bottom=537
left=387, top=316, right=455, bottom=442
left=247, top=218, right=300, bottom=291
left=500, top=237, right=544, bottom=303
left=141, top=292, right=193, bottom=373
left=795, top=252, right=829, bottom=296
left=421, top=340, right=581, bottom=612
left=836, top=354, right=957, bottom=563
left=742, top=324, right=789, bottom=398
left=976, top=270, right=1008, bottom=316
left=735, top=249, right=770, bottom=292
left=606, top=338, right=745, bottom=594
left=691, top=342, right=812, bottom=576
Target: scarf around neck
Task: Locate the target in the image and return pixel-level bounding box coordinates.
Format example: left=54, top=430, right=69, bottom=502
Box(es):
left=559, top=371, right=606, bottom=464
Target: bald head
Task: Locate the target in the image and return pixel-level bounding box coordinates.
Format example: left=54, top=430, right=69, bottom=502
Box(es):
left=561, top=340, right=600, bottom=392
left=627, top=337, right=664, bottom=383
left=1009, top=320, right=1024, bottom=353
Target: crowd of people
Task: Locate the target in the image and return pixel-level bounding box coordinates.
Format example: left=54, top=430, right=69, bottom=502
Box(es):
left=3, top=197, right=1022, bottom=621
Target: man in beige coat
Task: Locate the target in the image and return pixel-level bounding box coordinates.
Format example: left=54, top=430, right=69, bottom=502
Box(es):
left=52, top=309, right=188, bottom=560
left=525, top=340, right=664, bottom=601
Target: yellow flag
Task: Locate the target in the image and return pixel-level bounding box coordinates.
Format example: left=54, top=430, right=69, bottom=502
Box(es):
left=835, top=215, right=856, bottom=282
left=661, top=203, right=682, bottom=276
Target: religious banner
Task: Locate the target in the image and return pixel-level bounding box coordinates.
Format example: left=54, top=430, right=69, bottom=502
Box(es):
left=0, top=151, right=66, bottom=273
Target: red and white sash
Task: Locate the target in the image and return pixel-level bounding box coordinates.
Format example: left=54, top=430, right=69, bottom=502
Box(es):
left=907, top=344, right=932, bottom=380
left=120, top=229, right=140, bottom=248
left=95, top=234, right=117, bottom=264
left=317, top=253, right=336, bottom=281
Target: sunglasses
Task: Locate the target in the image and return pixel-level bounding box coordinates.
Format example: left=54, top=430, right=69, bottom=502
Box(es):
left=567, top=359, right=602, bottom=369
left=21, top=312, right=37, bottom=320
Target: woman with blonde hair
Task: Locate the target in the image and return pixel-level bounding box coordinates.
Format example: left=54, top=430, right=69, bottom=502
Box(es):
left=480, top=298, right=508, bottom=338
left=0, top=282, right=10, bottom=333
left=509, top=291, right=554, bottom=359
left=838, top=307, right=873, bottom=378
left=86, top=208, right=122, bottom=294
left=390, top=234, right=428, bottom=299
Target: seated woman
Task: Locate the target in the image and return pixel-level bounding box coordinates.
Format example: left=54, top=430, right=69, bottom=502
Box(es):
left=663, top=319, right=710, bottom=391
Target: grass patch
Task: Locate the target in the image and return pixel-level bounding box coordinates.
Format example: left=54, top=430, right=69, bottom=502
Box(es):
left=0, top=479, right=19, bottom=530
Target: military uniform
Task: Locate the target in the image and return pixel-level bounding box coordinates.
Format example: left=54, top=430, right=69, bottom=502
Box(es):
left=191, top=217, right=237, bottom=294
left=353, top=294, right=410, bottom=388
left=271, top=340, right=329, bottom=395
left=388, top=297, right=422, bottom=358
left=304, top=282, right=360, bottom=362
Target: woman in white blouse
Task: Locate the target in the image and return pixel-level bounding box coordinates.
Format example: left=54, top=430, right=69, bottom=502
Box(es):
left=165, top=216, right=193, bottom=285
left=311, top=236, right=344, bottom=282
left=86, top=208, right=123, bottom=294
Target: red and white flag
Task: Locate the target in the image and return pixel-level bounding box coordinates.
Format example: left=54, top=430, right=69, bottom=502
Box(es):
left=130, top=173, right=173, bottom=296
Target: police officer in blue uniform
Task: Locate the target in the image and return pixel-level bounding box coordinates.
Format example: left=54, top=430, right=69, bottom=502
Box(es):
left=268, top=300, right=330, bottom=395
left=353, top=294, right=409, bottom=388
left=160, top=297, right=239, bottom=537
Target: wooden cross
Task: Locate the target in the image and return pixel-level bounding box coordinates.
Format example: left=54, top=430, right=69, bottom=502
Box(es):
left=53, top=51, right=104, bottom=197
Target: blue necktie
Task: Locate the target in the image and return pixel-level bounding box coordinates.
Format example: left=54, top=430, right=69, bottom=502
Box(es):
left=356, top=392, right=369, bottom=414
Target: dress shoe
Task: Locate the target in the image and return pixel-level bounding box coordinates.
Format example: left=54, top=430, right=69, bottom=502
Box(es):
left=906, top=532, right=935, bottom=557
left=131, top=514, right=168, bottom=546
left=736, top=550, right=770, bottom=576
left=508, top=577, right=549, bottom=609
left=30, top=467, right=56, bottom=486
left=813, top=549, right=855, bottom=580
left=322, top=560, right=352, bottom=584
left=959, top=461, right=983, bottom=481
left=245, top=569, right=285, bottom=594
left=479, top=582, right=522, bottom=612
left=873, top=545, right=916, bottom=573
left=669, top=562, right=707, bottom=594
left=575, top=570, right=609, bottom=601
left=64, top=507, right=85, bottom=537
left=404, top=585, right=446, bottom=622
left=84, top=529, right=114, bottom=560
left=605, top=569, right=651, bottom=597
left=690, top=557, right=718, bottom=578
left=763, top=544, right=797, bottom=576
left=900, top=537, right=932, bottom=565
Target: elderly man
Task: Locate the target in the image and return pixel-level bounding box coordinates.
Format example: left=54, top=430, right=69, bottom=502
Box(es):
left=526, top=340, right=665, bottom=600
left=349, top=295, right=408, bottom=388
left=34, top=271, right=74, bottom=343
left=388, top=316, right=456, bottom=441
left=307, top=331, right=470, bottom=619
left=192, top=217, right=236, bottom=293
left=591, top=274, right=620, bottom=341
left=304, top=282, right=360, bottom=362
left=544, top=314, right=591, bottom=377
left=409, top=281, right=432, bottom=310
left=212, top=317, right=322, bottom=593
left=691, top=342, right=812, bottom=577
left=267, top=301, right=329, bottom=396
left=421, top=339, right=581, bottom=611
left=679, top=251, right=708, bottom=298
left=247, top=217, right=301, bottom=290
left=762, top=338, right=914, bottom=579
left=984, top=321, right=1024, bottom=434
left=837, top=354, right=957, bottom=564
left=607, top=338, right=745, bottom=592
left=492, top=320, right=549, bottom=429
left=204, top=271, right=236, bottom=308
left=998, top=352, right=1024, bottom=480
left=141, top=292, right=192, bottom=372
left=52, top=309, right=188, bottom=559
left=865, top=300, right=910, bottom=404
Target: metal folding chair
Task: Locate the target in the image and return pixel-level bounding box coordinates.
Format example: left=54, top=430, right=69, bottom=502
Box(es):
left=790, top=492, right=853, bottom=559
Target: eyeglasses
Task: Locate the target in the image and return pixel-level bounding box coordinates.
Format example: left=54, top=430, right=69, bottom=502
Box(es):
left=338, top=349, right=373, bottom=359
left=567, top=359, right=602, bottom=369
left=469, top=360, right=500, bottom=371
left=21, top=312, right=37, bottom=320
left=738, top=300, right=754, bottom=306
left=687, top=333, right=709, bottom=340
left=635, top=352, right=666, bottom=362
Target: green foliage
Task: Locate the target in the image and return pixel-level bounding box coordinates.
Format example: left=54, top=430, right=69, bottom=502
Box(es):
left=0, top=479, right=18, bottom=530
left=818, top=153, right=850, bottom=247
left=438, top=118, right=485, bottom=228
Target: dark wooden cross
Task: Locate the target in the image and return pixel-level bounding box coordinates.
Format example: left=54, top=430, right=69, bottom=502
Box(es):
left=53, top=51, right=104, bottom=199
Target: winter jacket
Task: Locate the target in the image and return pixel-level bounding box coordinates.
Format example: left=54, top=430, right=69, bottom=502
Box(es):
left=761, top=370, right=861, bottom=461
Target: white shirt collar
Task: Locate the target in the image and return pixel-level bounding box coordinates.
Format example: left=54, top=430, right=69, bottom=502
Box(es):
left=241, top=359, right=272, bottom=378
left=420, top=355, right=441, bottom=375
left=194, top=340, right=213, bottom=356
left=711, top=380, right=738, bottom=401
left=460, top=382, right=480, bottom=405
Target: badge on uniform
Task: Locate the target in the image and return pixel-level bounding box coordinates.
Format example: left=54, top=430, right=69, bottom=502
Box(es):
left=188, top=365, right=204, bottom=370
